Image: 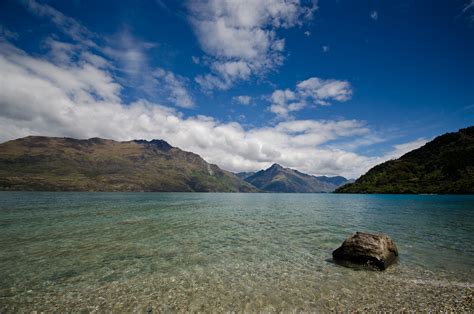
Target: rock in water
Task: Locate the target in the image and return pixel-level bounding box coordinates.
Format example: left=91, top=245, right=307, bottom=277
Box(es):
left=332, top=232, right=398, bottom=270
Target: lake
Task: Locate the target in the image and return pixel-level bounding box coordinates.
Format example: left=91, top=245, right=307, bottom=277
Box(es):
left=0, top=192, right=473, bottom=311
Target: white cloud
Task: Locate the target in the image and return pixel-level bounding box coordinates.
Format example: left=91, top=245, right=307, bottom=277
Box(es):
left=0, top=2, right=429, bottom=179
left=269, top=77, right=352, bottom=118
left=233, top=95, right=252, bottom=105
left=195, top=73, right=233, bottom=90
left=102, top=30, right=195, bottom=108
left=297, top=77, right=352, bottom=102
left=21, top=1, right=194, bottom=110
left=102, top=28, right=155, bottom=76
left=187, top=0, right=317, bottom=90
left=153, top=69, right=195, bottom=108
left=269, top=88, right=302, bottom=118
left=304, top=31, right=311, bottom=37
left=0, top=39, right=424, bottom=178
left=0, top=25, right=19, bottom=40
left=322, top=45, right=330, bottom=53
left=463, top=0, right=474, bottom=22
left=0, top=41, right=121, bottom=103
left=211, top=60, right=252, bottom=81
left=370, top=10, right=378, bottom=20
left=464, top=0, right=474, bottom=13
left=191, top=56, right=200, bottom=64
left=24, top=0, right=97, bottom=47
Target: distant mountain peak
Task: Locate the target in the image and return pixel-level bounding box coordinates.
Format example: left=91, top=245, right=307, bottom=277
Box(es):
left=269, top=163, right=284, bottom=170
left=245, top=163, right=350, bottom=193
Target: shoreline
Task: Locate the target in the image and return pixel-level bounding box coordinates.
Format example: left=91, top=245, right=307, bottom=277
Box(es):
left=1, top=266, right=472, bottom=312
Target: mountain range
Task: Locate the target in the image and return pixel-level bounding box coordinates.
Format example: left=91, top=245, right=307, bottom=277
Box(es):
left=336, top=126, right=474, bottom=194
left=3, top=126, right=471, bottom=194
left=235, top=172, right=256, bottom=180
left=242, top=163, right=352, bottom=193
left=0, top=136, right=256, bottom=192
left=0, top=136, right=353, bottom=193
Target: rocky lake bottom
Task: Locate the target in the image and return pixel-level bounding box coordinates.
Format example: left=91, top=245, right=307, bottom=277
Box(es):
left=0, top=192, right=472, bottom=312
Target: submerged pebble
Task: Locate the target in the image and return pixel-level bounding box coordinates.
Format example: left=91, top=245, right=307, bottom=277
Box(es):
left=0, top=193, right=473, bottom=311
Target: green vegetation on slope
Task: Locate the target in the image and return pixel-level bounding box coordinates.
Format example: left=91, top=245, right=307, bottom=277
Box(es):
left=0, top=136, right=257, bottom=192
left=336, top=126, right=474, bottom=194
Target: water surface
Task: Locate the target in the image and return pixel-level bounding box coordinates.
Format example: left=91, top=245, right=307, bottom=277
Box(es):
left=0, top=192, right=473, bottom=311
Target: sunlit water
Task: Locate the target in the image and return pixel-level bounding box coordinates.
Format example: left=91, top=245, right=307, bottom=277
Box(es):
left=0, top=192, right=473, bottom=311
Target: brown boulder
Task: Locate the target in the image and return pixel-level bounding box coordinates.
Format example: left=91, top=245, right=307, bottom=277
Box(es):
left=332, top=232, right=398, bottom=270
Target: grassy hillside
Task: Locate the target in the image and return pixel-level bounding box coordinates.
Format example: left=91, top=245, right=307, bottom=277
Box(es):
left=0, top=136, right=257, bottom=192
left=336, top=126, right=474, bottom=194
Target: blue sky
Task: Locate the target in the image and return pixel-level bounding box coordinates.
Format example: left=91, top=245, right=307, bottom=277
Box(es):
left=0, top=0, right=472, bottom=177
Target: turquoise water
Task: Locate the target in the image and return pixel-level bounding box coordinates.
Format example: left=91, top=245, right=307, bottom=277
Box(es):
left=0, top=192, right=473, bottom=311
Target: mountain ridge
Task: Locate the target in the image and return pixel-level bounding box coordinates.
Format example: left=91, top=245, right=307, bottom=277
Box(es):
left=244, top=163, right=351, bottom=193
left=0, top=136, right=257, bottom=192
left=235, top=171, right=256, bottom=180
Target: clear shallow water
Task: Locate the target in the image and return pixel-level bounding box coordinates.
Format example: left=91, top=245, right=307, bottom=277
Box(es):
left=0, top=192, right=473, bottom=311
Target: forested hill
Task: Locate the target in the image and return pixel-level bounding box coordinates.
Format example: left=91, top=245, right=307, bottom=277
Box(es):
left=336, top=126, right=474, bottom=194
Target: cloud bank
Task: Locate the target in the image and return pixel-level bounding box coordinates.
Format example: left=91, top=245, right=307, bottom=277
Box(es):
left=0, top=1, right=429, bottom=179
left=188, top=0, right=317, bottom=90
left=233, top=95, right=252, bottom=105
left=23, top=0, right=194, bottom=110
left=0, top=38, right=427, bottom=178
left=269, top=77, right=352, bottom=118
